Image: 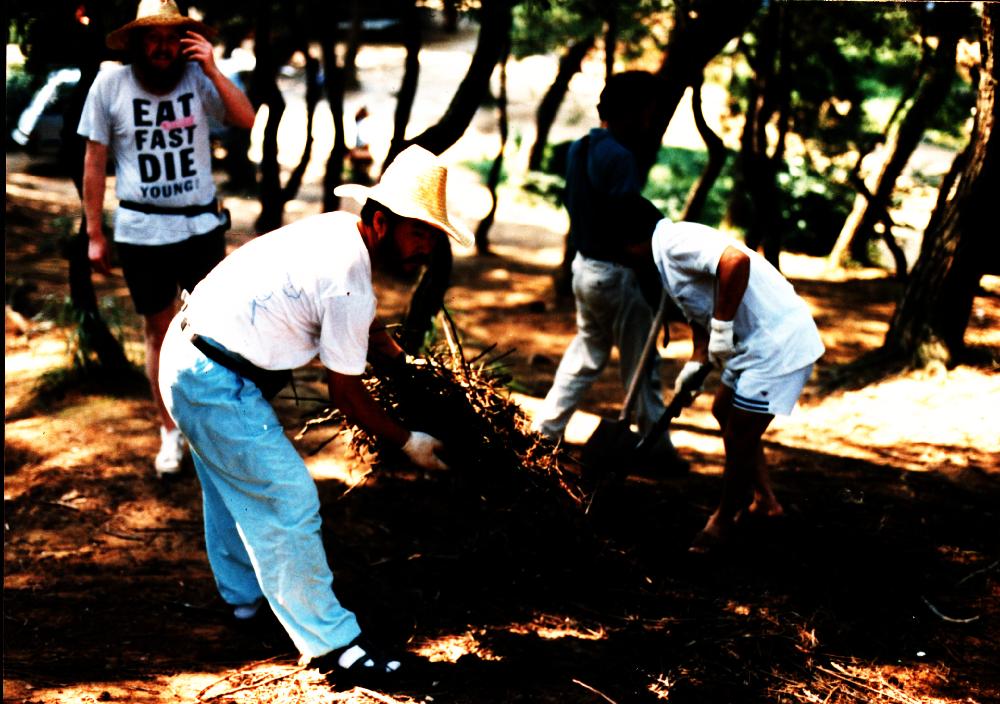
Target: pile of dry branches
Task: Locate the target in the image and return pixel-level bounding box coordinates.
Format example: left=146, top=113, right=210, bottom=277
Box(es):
left=299, top=313, right=586, bottom=510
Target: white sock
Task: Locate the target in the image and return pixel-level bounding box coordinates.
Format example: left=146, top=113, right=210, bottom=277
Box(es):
left=337, top=644, right=401, bottom=672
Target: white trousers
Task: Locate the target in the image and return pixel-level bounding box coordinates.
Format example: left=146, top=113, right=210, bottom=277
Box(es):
left=534, top=254, right=670, bottom=442
left=159, top=317, right=361, bottom=659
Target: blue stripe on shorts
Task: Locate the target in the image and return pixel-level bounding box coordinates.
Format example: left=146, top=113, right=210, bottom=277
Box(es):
left=733, top=392, right=770, bottom=413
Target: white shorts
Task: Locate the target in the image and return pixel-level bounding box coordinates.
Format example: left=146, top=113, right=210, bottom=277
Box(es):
left=720, top=363, right=814, bottom=416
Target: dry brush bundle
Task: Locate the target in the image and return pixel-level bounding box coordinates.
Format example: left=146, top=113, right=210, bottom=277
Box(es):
left=300, top=312, right=587, bottom=513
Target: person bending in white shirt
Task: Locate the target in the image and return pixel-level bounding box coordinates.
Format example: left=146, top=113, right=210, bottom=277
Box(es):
left=158, top=146, right=474, bottom=690
left=635, top=218, right=825, bottom=554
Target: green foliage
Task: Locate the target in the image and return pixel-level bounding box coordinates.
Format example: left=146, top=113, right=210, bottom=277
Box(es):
left=776, top=155, right=856, bottom=256
left=521, top=171, right=566, bottom=209
left=5, top=65, right=37, bottom=139
left=511, top=0, right=668, bottom=60
left=925, top=71, right=977, bottom=147
left=461, top=156, right=510, bottom=186
left=512, top=1, right=600, bottom=57
left=44, top=294, right=133, bottom=373
left=642, top=145, right=737, bottom=226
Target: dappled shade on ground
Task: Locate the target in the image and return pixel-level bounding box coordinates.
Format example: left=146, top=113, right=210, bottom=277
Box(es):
left=5, top=146, right=1000, bottom=704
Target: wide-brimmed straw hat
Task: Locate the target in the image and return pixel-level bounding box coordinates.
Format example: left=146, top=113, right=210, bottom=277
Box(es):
left=106, top=0, right=216, bottom=51
left=335, top=145, right=474, bottom=248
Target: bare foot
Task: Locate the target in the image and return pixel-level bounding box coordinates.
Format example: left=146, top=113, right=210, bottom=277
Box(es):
left=689, top=514, right=736, bottom=555
left=746, top=497, right=785, bottom=520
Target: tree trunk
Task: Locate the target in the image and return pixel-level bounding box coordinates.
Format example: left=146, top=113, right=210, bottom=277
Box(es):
left=443, top=0, right=459, bottom=33
left=883, top=5, right=997, bottom=369
left=603, top=9, right=618, bottom=80
left=636, top=0, right=761, bottom=180
left=253, top=1, right=286, bottom=233
left=723, top=2, right=788, bottom=269
left=401, top=0, right=512, bottom=158
left=474, top=39, right=511, bottom=255
left=322, top=31, right=349, bottom=213
left=827, top=7, right=965, bottom=270
left=59, top=5, right=131, bottom=373
left=343, top=0, right=363, bottom=90
left=528, top=35, right=594, bottom=172
left=281, top=52, right=321, bottom=205
left=680, top=72, right=728, bottom=223
left=392, top=1, right=512, bottom=348
left=385, top=0, right=423, bottom=168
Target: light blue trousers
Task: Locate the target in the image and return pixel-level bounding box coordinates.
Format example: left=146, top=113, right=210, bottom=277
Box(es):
left=159, top=318, right=361, bottom=659
left=534, top=253, right=671, bottom=441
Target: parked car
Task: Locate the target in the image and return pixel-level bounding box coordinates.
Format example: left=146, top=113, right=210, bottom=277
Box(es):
left=10, top=56, right=253, bottom=154
left=10, top=67, right=81, bottom=152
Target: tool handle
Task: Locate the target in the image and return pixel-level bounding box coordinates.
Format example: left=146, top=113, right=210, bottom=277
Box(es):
left=619, top=290, right=669, bottom=421
left=635, top=362, right=712, bottom=453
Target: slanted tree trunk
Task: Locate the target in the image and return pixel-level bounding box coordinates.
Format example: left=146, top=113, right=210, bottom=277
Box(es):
left=474, top=38, right=511, bottom=255
left=280, top=51, right=321, bottom=205
left=443, top=0, right=459, bottom=33
left=385, top=0, right=423, bottom=168
left=322, top=27, right=350, bottom=213
left=882, top=5, right=997, bottom=369
left=681, top=72, right=728, bottom=222
left=60, top=5, right=131, bottom=374
left=400, top=0, right=512, bottom=158
left=724, top=1, right=789, bottom=269
left=391, top=0, right=512, bottom=350
left=602, top=4, right=618, bottom=80
left=528, top=35, right=594, bottom=172
left=253, top=1, right=286, bottom=233
left=636, top=0, right=761, bottom=181
left=827, top=6, right=966, bottom=271
left=343, top=0, right=363, bottom=90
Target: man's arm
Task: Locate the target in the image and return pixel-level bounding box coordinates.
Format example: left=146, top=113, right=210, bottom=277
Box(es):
left=707, top=245, right=750, bottom=365
left=368, top=317, right=405, bottom=365
left=327, top=370, right=410, bottom=447
left=714, top=246, right=750, bottom=321
left=328, top=370, right=448, bottom=470
left=83, top=140, right=112, bottom=275
left=181, top=31, right=256, bottom=130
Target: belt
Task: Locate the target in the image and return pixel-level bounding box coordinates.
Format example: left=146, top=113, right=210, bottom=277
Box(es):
left=119, top=199, right=220, bottom=217
left=179, top=317, right=291, bottom=400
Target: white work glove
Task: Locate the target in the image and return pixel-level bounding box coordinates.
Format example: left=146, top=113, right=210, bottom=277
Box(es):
left=401, top=431, right=449, bottom=471
left=673, top=360, right=707, bottom=396
left=708, top=318, right=737, bottom=365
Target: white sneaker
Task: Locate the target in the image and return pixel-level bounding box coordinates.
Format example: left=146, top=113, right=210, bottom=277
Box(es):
left=154, top=426, right=186, bottom=476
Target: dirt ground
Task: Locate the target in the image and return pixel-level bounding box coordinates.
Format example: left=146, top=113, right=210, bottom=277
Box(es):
left=5, top=131, right=1000, bottom=704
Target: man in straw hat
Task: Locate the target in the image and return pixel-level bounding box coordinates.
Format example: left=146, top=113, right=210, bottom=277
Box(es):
left=78, top=0, right=256, bottom=477
left=158, top=145, right=474, bottom=689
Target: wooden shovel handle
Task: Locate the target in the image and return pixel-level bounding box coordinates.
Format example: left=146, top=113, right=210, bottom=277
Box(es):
left=619, top=290, right=669, bottom=421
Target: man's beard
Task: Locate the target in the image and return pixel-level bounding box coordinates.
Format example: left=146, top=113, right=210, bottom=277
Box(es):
left=135, top=52, right=186, bottom=93
left=372, top=224, right=423, bottom=280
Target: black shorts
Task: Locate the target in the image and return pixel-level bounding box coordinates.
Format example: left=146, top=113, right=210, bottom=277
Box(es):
left=117, top=226, right=226, bottom=316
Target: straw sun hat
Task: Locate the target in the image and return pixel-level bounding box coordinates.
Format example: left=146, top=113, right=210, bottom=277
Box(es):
left=106, top=0, right=215, bottom=51
left=335, top=145, right=474, bottom=248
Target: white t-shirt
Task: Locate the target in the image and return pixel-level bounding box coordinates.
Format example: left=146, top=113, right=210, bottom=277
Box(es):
left=652, top=219, right=824, bottom=376
left=183, top=212, right=377, bottom=375
left=77, top=63, right=226, bottom=245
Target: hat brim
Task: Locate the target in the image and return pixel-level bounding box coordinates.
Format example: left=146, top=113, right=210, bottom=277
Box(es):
left=107, top=17, right=216, bottom=51
left=334, top=183, right=475, bottom=248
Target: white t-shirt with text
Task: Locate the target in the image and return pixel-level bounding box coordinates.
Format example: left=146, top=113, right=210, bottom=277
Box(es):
left=77, top=63, right=226, bottom=245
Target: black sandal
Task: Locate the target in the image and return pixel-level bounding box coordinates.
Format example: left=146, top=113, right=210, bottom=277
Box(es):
left=312, top=635, right=407, bottom=689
